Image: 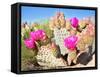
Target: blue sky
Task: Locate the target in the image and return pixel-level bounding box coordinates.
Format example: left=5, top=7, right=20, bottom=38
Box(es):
left=21, top=6, right=95, bottom=24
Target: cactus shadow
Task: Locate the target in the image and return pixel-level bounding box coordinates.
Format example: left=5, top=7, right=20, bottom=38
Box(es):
left=77, top=52, right=93, bottom=65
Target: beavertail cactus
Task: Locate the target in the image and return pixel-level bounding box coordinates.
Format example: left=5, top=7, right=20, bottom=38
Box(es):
left=36, top=44, right=67, bottom=67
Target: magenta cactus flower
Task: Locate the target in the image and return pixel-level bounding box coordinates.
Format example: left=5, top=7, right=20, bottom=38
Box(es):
left=70, top=17, right=79, bottom=28
left=64, top=35, right=78, bottom=50
left=30, top=31, right=39, bottom=41
left=24, top=39, right=36, bottom=49
left=30, top=30, right=46, bottom=41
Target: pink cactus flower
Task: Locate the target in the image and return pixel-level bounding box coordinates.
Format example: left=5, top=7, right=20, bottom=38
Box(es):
left=70, top=17, right=79, bottom=28
left=51, top=42, right=57, bottom=48
left=24, top=39, right=36, bottom=49
left=64, top=35, right=78, bottom=50
left=30, top=30, right=46, bottom=41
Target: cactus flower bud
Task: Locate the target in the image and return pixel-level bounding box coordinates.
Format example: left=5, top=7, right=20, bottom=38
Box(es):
left=70, top=17, right=79, bottom=28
